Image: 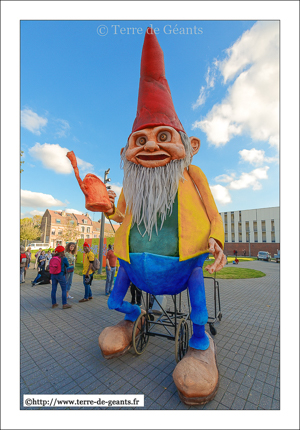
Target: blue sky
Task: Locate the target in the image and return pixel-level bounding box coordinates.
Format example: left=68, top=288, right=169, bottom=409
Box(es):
left=20, top=19, right=280, bottom=220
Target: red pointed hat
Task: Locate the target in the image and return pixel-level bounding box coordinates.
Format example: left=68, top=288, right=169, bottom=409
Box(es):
left=131, top=28, right=185, bottom=134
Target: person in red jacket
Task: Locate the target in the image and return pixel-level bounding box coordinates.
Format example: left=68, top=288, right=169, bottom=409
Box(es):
left=105, top=244, right=117, bottom=296
left=20, top=246, right=27, bottom=283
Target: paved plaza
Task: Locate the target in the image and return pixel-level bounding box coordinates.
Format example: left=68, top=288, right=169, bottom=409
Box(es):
left=20, top=260, right=280, bottom=410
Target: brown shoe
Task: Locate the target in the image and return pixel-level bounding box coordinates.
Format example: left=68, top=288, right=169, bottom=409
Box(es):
left=172, top=333, right=219, bottom=406
left=52, top=303, right=58, bottom=308
left=79, top=298, right=89, bottom=302
left=98, top=310, right=146, bottom=359
left=88, top=296, right=93, bottom=300
left=63, top=303, right=72, bottom=309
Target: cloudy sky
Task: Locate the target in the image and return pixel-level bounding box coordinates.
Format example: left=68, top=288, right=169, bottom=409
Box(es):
left=20, top=19, right=280, bottom=219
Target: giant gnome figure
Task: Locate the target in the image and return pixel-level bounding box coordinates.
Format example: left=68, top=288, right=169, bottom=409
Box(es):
left=97, top=29, right=226, bottom=405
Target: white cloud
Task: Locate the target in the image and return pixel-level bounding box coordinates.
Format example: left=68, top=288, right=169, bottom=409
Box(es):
left=192, top=86, right=206, bottom=109
left=21, top=210, right=45, bottom=218
left=110, top=183, right=122, bottom=198
left=210, top=184, right=232, bottom=205
left=28, top=142, right=93, bottom=174
left=193, top=21, right=279, bottom=149
left=239, top=148, right=279, bottom=165
left=21, top=190, right=66, bottom=208
left=214, top=173, right=236, bottom=183
left=21, top=108, right=48, bottom=135
left=65, top=208, right=85, bottom=215
left=192, top=62, right=218, bottom=110
left=228, top=166, right=269, bottom=190
left=55, top=119, right=70, bottom=138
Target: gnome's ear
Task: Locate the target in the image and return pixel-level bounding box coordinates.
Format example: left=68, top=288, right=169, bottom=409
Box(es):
left=189, top=137, right=200, bottom=156
left=120, top=147, right=124, bottom=156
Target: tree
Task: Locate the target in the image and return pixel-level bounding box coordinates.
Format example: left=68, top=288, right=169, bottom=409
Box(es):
left=20, top=218, right=41, bottom=241
left=32, top=215, right=42, bottom=229
left=60, top=219, right=80, bottom=243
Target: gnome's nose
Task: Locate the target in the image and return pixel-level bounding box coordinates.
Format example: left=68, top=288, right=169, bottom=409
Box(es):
left=144, top=140, right=160, bottom=152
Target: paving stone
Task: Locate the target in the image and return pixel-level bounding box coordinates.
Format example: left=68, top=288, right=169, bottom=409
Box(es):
left=247, top=389, right=261, bottom=405
left=259, top=394, right=272, bottom=409
left=231, top=396, right=246, bottom=410
left=220, top=392, right=235, bottom=408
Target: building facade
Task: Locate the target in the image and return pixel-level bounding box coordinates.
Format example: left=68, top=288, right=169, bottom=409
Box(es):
left=40, top=210, right=118, bottom=248
left=220, top=207, right=280, bottom=257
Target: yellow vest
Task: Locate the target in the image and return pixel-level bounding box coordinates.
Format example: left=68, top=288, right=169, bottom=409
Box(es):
left=107, top=165, right=224, bottom=263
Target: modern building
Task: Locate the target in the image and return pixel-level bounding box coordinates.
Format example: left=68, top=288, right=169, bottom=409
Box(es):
left=219, top=206, right=280, bottom=257
left=40, top=210, right=119, bottom=248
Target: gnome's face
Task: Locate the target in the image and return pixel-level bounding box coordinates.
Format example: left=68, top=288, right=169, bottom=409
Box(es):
left=125, top=126, right=186, bottom=168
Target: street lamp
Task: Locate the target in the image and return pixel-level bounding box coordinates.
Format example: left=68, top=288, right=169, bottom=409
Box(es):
left=98, top=169, right=111, bottom=274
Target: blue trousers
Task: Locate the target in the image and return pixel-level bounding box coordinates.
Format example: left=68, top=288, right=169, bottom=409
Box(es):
left=83, top=274, right=93, bottom=299
left=105, top=266, right=116, bottom=294
left=51, top=273, right=67, bottom=305
left=108, top=253, right=210, bottom=350
left=65, top=271, right=74, bottom=292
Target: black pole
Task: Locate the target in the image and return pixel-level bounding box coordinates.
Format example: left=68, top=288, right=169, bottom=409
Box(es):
left=98, top=168, right=111, bottom=274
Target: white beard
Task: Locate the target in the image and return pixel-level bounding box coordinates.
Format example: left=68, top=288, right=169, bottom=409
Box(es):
left=121, top=132, right=193, bottom=240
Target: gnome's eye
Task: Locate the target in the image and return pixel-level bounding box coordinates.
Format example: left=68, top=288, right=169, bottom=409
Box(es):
left=136, top=136, right=147, bottom=146
left=157, top=131, right=171, bottom=142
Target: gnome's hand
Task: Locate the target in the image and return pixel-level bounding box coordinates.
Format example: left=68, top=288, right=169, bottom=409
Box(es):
left=205, top=238, right=227, bottom=274
left=105, top=190, right=117, bottom=215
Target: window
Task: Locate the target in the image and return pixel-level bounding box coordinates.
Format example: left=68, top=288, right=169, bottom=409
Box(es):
left=261, top=220, right=266, bottom=232
left=225, top=233, right=228, bottom=243
left=86, top=235, right=90, bottom=239
left=253, top=221, right=257, bottom=232
left=80, top=234, right=84, bottom=239
left=51, top=229, right=55, bottom=235
left=262, top=232, right=267, bottom=243
left=271, top=232, right=275, bottom=243
left=81, top=227, right=85, bottom=233
left=254, top=232, right=258, bottom=243
left=83, top=219, right=87, bottom=224
left=94, top=235, right=97, bottom=238
left=239, top=233, right=242, bottom=243
left=231, top=232, right=235, bottom=243
left=56, top=219, right=61, bottom=223
left=58, top=230, right=63, bottom=235
left=70, top=220, right=74, bottom=225
left=97, top=228, right=100, bottom=232
left=87, top=227, right=90, bottom=233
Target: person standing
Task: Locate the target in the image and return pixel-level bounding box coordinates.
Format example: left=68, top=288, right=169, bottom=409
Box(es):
left=105, top=244, right=117, bottom=296
left=79, top=242, right=94, bottom=303
left=50, top=245, right=71, bottom=309
left=26, top=246, right=32, bottom=269
left=45, top=249, right=52, bottom=269
left=130, top=282, right=142, bottom=306
left=20, top=246, right=27, bottom=283
left=38, top=250, right=47, bottom=272
left=65, top=242, right=77, bottom=300
left=24, top=247, right=32, bottom=280
left=34, top=248, right=42, bottom=269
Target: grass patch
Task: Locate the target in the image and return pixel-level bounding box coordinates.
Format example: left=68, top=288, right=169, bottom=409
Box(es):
left=203, top=260, right=266, bottom=279
left=74, top=263, right=110, bottom=280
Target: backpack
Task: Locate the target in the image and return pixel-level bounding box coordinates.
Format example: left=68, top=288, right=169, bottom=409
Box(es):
left=49, top=256, right=62, bottom=274
left=92, top=258, right=100, bottom=271
left=21, top=253, right=27, bottom=265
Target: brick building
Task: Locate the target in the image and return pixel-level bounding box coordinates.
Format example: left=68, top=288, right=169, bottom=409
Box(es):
left=40, top=210, right=119, bottom=248
left=220, top=207, right=280, bottom=257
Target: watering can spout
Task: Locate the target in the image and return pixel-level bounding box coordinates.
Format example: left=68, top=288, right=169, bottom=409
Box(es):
left=66, top=151, right=112, bottom=213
